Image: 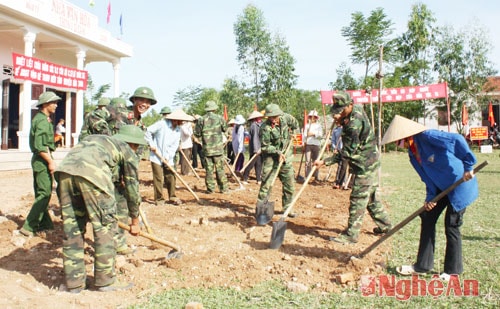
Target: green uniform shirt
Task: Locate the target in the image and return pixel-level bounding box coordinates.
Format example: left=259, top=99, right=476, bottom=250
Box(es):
left=259, top=113, right=299, bottom=160
left=193, top=111, right=227, bottom=156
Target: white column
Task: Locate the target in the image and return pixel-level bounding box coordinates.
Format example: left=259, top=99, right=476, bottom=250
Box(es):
left=17, top=30, right=36, bottom=152
left=64, top=91, right=71, bottom=147
left=112, top=59, right=121, bottom=97
left=73, top=50, right=86, bottom=144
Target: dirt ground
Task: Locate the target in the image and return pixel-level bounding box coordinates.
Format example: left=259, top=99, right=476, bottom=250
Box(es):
left=0, top=159, right=391, bottom=308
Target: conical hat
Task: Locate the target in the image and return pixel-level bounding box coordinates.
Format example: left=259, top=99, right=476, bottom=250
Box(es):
left=247, top=110, right=263, bottom=120
left=381, top=115, right=427, bottom=145
left=166, top=109, right=194, bottom=121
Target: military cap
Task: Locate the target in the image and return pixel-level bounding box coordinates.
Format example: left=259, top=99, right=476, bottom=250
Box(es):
left=205, top=100, right=218, bottom=111
left=129, top=86, right=157, bottom=105
left=160, top=106, right=172, bottom=114
left=110, top=97, right=127, bottom=108
left=330, top=91, right=352, bottom=115
left=37, top=91, right=61, bottom=107
left=264, top=103, right=283, bottom=117
left=114, top=125, right=147, bottom=145
left=97, top=97, right=110, bottom=106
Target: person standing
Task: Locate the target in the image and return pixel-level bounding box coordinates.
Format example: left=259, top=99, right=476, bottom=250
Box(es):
left=242, top=110, right=263, bottom=184
left=54, top=118, right=66, bottom=147
left=381, top=115, right=478, bottom=281
left=179, top=118, right=194, bottom=176
left=145, top=107, right=185, bottom=206
left=314, top=91, right=392, bottom=244
left=193, top=100, right=228, bottom=194
left=303, top=110, right=323, bottom=182
left=331, top=122, right=348, bottom=189
left=226, top=119, right=235, bottom=166
left=19, top=91, right=60, bottom=238
left=257, top=103, right=299, bottom=218
left=79, top=97, right=111, bottom=141
left=232, top=114, right=246, bottom=173
left=191, top=115, right=205, bottom=170
left=55, top=125, right=146, bottom=293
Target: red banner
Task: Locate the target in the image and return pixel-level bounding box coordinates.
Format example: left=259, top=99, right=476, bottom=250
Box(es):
left=320, top=82, right=448, bottom=104
left=12, top=53, right=88, bottom=91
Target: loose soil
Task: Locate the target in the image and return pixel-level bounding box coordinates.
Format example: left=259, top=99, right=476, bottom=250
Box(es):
left=0, top=160, right=391, bottom=308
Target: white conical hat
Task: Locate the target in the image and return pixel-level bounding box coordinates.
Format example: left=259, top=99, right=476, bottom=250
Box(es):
left=166, top=109, right=194, bottom=121
left=381, top=115, right=427, bottom=145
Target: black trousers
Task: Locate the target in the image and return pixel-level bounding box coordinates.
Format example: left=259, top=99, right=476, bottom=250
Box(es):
left=242, top=153, right=262, bottom=182
left=414, top=195, right=465, bottom=274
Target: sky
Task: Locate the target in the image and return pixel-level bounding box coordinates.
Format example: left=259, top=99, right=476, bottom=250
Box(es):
left=70, top=0, right=500, bottom=111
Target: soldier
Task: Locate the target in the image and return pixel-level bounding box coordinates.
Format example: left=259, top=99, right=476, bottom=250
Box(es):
left=55, top=125, right=146, bottom=293
left=257, top=103, right=299, bottom=218
left=19, top=91, right=60, bottom=238
left=193, top=100, right=228, bottom=194
left=79, top=97, right=111, bottom=141
left=314, top=91, right=392, bottom=244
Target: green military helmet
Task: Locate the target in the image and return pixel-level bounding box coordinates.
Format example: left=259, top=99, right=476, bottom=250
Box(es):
left=264, top=103, right=283, bottom=117
left=114, top=125, right=147, bottom=145
left=37, top=91, right=61, bottom=107
left=110, top=97, right=127, bottom=108
left=160, top=106, right=172, bottom=114
left=97, top=97, right=110, bottom=106
left=205, top=100, right=218, bottom=111
left=330, top=91, right=352, bottom=115
left=129, top=86, right=157, bottom=105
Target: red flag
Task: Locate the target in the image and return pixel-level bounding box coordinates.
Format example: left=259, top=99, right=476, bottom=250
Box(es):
left=488, top=101, right=495, bottom=127
left=106, top=1, right=111, bottom=24
left=223, top=104, right=228, bottom=121
left=461, top=104, right=468, bottom=126
left=254, top=104, right=258, bottom=111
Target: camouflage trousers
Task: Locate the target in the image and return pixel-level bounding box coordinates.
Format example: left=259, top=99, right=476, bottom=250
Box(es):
left=257, top=155, right=295, bottom=210
left=345, top=172, right=391, bottom=240
left=114, top=183, right=129, bottom=252
left=56, top=172, right=117, bottom=289
left=205, top=155, right=228, bottom=193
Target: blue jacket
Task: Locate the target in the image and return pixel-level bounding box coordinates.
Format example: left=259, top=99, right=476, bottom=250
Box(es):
left=409, top=130, right=478, bottom=211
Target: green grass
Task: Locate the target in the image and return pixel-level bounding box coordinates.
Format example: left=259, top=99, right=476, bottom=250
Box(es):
left=131, top=151, right=500, bottom=309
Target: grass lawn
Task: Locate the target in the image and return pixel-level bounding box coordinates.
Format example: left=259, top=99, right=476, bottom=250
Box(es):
left=131, top=150, right=500, bottom=308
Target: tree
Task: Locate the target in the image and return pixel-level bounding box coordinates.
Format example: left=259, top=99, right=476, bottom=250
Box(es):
left=329, top=62, right=360, bottom=91
left=84, top=75, right=111, bottom=113
left=219, top=78, right=253, bottom=119
left=233, top=4, right=272, bottom=105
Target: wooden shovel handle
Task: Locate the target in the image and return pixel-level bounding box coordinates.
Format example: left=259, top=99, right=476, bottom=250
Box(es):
left=118, top=221, right=182, bottom=252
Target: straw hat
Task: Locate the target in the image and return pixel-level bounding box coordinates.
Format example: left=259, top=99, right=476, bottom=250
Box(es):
left=247, top=110, right=263, bottom=121
left=381, top=115, right=427, bottom=145
left=228, top=119, right=236, bottom=125
left=166, top=109, right=195, bottom=121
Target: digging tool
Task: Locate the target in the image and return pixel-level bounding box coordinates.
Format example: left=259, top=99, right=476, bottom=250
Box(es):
left=240, top=152, right=259, bottom=175
left=152, top=149, right=200, bottom=203
left=356, top=160, right=488, bottom=259
left=179, top=148, right=201, bottom=180
left=255, top=140, right=294, bottom=226
left=138, top=206, right=153, bottom=234
left=118, top=221, right=183, bottom=259
left=295, top=146, right=306, bottom=183
left=223, top=157, right=245, bottom=190
left=269, top=128, right=332, bottom=249
left=232, top=152, right=242, bottom=172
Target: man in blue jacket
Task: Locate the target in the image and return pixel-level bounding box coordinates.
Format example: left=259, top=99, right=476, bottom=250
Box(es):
left=382, top=115, right=478, bottom=281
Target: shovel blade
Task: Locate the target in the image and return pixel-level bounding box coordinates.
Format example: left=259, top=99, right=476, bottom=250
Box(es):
left=255, top=200, right=274, bottom=226
left=296, top=175, right=305, bottom=184
left=166, top=249, right=183, bottom=259
left=269, top=219, right=288, bottom=249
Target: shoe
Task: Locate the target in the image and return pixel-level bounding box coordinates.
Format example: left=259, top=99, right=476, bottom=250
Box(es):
left=19, top=227, right=33, bottom=237
left=204, top=190, right=214, bottom=194
left=329, top=233, right=357, bottom=244
left=97, top=280, right=134, bottom=292
left=332, top=184, right=340, bottom=189
left=373, top=226, right=391, bottom=235
left=256, top=181, right=261, bottom=185
left=439, top=273, right=451, bottom=282
left=170, top=199, right=183, bottom=206
left=287, top=212, right=298, bottom=218
left=396, top=265, right=427, bottom=276
left=116, top=246, right=136, bottom=255
left=68, top=285, right=85, bottom=294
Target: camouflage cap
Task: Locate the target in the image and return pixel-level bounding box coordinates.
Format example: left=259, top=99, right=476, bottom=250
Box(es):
left=330, top=91, right=352, bottom=114
left=129, top=86, right=157, bottom=105
left=113, top=125, right=147, bottom=145
left=264, top=103, right=283, bottom=117
left=37, top=91, right=61, bottom=107
left=97, top=97, right=110, bottom=106
left=160, top=106, right=172, bottom=114
left=205, top=100, right=218, bottom=111
left=110, top=97, right=127, bottom=108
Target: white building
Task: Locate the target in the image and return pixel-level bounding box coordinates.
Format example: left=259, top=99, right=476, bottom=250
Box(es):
left=0, top=0, right=132, bottom=151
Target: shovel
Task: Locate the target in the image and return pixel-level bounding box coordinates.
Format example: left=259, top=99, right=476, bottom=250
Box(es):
left=255, top=141, right=293, bottom=225
left=270, top=128, right=332, bottom=249
left=295, top=147, right=306, bottom=183
left=179, top=148, right=201, bottom=180
left=356, top=160, right=488, bottom=259
left=223, top=158, right=245, bottom=190
left=118, top=221, right=183, bottom=259
left=240, top=152, right=259, bottom=176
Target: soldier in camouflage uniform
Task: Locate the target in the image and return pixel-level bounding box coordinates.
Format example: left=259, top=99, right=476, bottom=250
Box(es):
left=79, top=97, right=111, bottom=141
left=257, top=103, right=300, bottom=217
left=315, top=91, right=392, bottom=244
left=193, top=100, right=228, bottom=193
left=54, top=125, right=146, bottom=293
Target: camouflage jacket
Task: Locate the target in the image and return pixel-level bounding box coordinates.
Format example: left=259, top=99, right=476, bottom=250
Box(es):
left=55, top=135, right=141, bottom=218
left=193, top=111, right=227, bottom=156
left=259, top=113, right=299, bottom=161
left=79, top=108, right=111, bottom=141
left=106, top=104, right=146, bottom=134
left=324, top=104, right=379, bottom=174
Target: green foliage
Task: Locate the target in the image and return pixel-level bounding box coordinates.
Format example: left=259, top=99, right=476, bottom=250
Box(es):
left=83, top=75, right=111, bottom=113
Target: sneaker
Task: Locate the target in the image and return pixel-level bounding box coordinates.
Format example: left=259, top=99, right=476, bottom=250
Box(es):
left=396, top=265, right=427, bottom=276
left=439, top=273, right=451, bottom=282
left=373, top=226, right=391, bottom=235
left=97, top=280, right=134, bottom=292
left=329, top=233, right=357, bottom=244
left=19, top=227, right=33, bottom=237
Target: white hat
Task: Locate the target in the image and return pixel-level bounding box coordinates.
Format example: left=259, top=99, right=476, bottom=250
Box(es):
left=247, top=110, right=263, bottom=121
left=234, top=114, right=245, bottom=125
left=308, top=110, right=319, bottom=118
left=166, top=109, right=195, bottom=121
left=381, top=115, right=427, bottom=145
